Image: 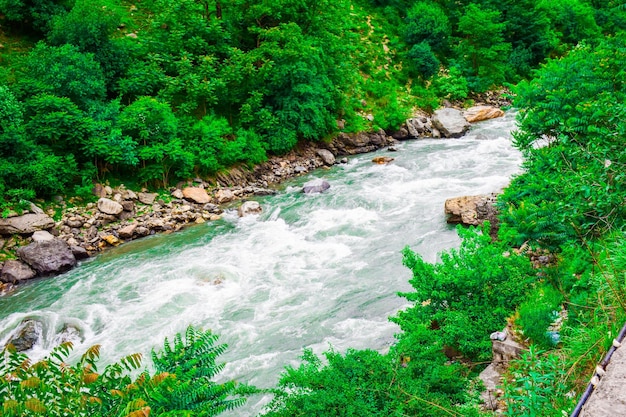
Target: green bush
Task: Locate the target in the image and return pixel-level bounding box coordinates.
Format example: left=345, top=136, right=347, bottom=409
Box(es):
left=518, top=286, right=563, bottom=348
left=395, top=223, right=535, bottom=361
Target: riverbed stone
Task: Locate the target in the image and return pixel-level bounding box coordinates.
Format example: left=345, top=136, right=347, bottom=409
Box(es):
left=97, top=198, right=124, bottom=215
left=138, top=192, right=158, bottom=205
left=444, top=194, right=498, bottom=227
left=1, top=260, right=36, bottom=283
left=17, top=239, right=77, bottom=276
left=70, top=245, right=89, bottom=260
left=238, top=201, right=262, bottom=217
left=372, top=156, right=394, bottom=164
left=182, top=187, right=211, bottom=204
left=432, top=108, right=471, bottom=138
left=118, top=224, right=137, bottom=239
left=0, top=213, right=55, bottom=235
left=215, top=189, right=236, bottom=204
left=316, top=149, right=336, bottom=166
left=463, top=105, right=505, bottom=123
left=303, top=179, right=330, bottom=194
left=32, top=230, right=55, bottom=242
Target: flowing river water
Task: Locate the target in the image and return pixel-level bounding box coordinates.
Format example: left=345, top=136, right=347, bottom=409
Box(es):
left=0, top=112, right=522, bottom=415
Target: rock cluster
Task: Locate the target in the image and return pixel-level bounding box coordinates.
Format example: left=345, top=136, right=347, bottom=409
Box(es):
left=444, top=194, right=499, bottom=236
left=392, top=104, right=505, bottom=140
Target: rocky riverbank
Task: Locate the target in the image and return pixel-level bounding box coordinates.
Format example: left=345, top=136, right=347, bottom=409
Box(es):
left=0, top=104, right=507, bottom=297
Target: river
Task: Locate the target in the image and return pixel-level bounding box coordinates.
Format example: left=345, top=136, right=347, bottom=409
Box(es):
left=0, top=112, right=521, bottom=415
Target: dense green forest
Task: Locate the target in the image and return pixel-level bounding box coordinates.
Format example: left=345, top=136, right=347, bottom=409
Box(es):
left=2, top=0, right=626, bottom=416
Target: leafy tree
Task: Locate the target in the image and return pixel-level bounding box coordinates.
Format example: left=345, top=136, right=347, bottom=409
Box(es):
left=404, top=2, right=451, bottom=56
left=500, top=34, right=626, bottom=247
left=117, top=97, right=193, bottom=186
left=48, top=0, right=130, bottom=90
left=0, top=0, right=68, bottom=34
left=454, top=3, right=511, bottom=92
left=16, top=43, right=106, bottom=110
left=406, top=42, right=440, bottom=79
left=537, top=0, right=601, bottom=47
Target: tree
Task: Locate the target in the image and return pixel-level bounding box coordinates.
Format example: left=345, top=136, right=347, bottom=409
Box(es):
left=16, top=43, right=106, bottom=110
left=404, top=2, right=451, bottom=57
left=454, top=3, right=511, bottom=92
left=117, top=97, right=193, bottom=186
left=0, top=0, right=68, bottom=34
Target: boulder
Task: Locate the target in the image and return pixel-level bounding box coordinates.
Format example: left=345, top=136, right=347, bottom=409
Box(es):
left=215, top=189, right=236, bottom=204
left=444, top=194, right=498, bottom=227
left=463, top=105, right=505, bottom=123
left=432, top=108, right=471, bottom=138
left=316, top=149, right=336, bottom=166
left=171, top=189, right=184, bottom=199
left=28, top=202, right=44, bottom=215
left=182, top=187, right=211, bottom=204
left=137, top=192, right=158, bottom=205
left=97, top=198, right=124, bottom=215
left=32, top=230, right=55, bottom=242
left=303, top=179, right=330, bottom=194
left=238, top=201, right=262, bottom=217
left=1, top=260, right=36, bottom=283
left=406, top=117, right=432, bottom=138
left=8, top=320, right=42, bottom=351
left=17, top=239, right=77, bottom=276
left=70, top=245, right=90, bottom=260
left=0, top=213, right=55, bottom=235
left=118, top=224, right=138, bottom=239
left=372, top=156, right=394, bottom=164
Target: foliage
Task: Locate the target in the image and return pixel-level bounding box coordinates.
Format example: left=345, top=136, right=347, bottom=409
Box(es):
left=502, top=346, right=573, bottom=417
left=518, top=286, right=563, bottom=348
left=404, top=2, right=451, bottom=57
left=394, top=223, right=535, bottom=361
left=0, top=326, right=247, bottom=417
left=454, top=4, right=511, bottom=92
left=500, top=34, right=626, bottom=248
left=263, top=346, right=479, bottom=417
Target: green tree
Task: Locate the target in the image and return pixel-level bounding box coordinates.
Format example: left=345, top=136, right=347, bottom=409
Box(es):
left=404, top=2, right=451, bottom=56
left=537, top=0, right=601, bottom=47
left=454, top=3, right=511, bottom=92
left=16, top=43, right=106, bottom=110
left=0, top=0, right=68, bottom=34
left=117, top=97, right=192, bottom=186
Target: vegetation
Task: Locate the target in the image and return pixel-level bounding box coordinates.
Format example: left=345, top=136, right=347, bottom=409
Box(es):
left=1, top=0, right=621, bottom=209
left=2, top=0, right=626, bottom=416
left=0, top=326, right=248, bottom=416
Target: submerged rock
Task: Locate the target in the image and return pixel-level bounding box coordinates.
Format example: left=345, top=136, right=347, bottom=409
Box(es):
left=303, top=179, right=330, bottom=194
left=238, top=201, right=262, bottom=217
left=8, top=320, right=43, bottom=351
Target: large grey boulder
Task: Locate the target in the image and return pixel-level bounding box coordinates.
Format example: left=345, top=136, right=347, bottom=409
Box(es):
left=432, top=108, right=471, bottom=138
left=0, top=213, right=55, bottom=235
left=97, top=198, right=124, bottom=215
left=316, top=149, right=336, bottom=166
left=17, top=238, right=77, bottom=276
left=303, top=179, right=330, bottom=194
left=1, top=260, right=36, bottom=284
left=32, top=230, right=55, bottom=242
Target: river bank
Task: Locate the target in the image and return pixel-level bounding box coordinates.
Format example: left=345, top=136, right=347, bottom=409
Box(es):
left=0, top=102, right=508, bottom=297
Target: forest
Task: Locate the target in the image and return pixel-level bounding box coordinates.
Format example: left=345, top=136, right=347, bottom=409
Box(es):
left=1, top=0, right=626, bottom=416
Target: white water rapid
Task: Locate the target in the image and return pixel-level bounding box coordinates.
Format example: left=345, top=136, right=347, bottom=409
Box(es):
left=0, top=112, right=522, bottom=415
